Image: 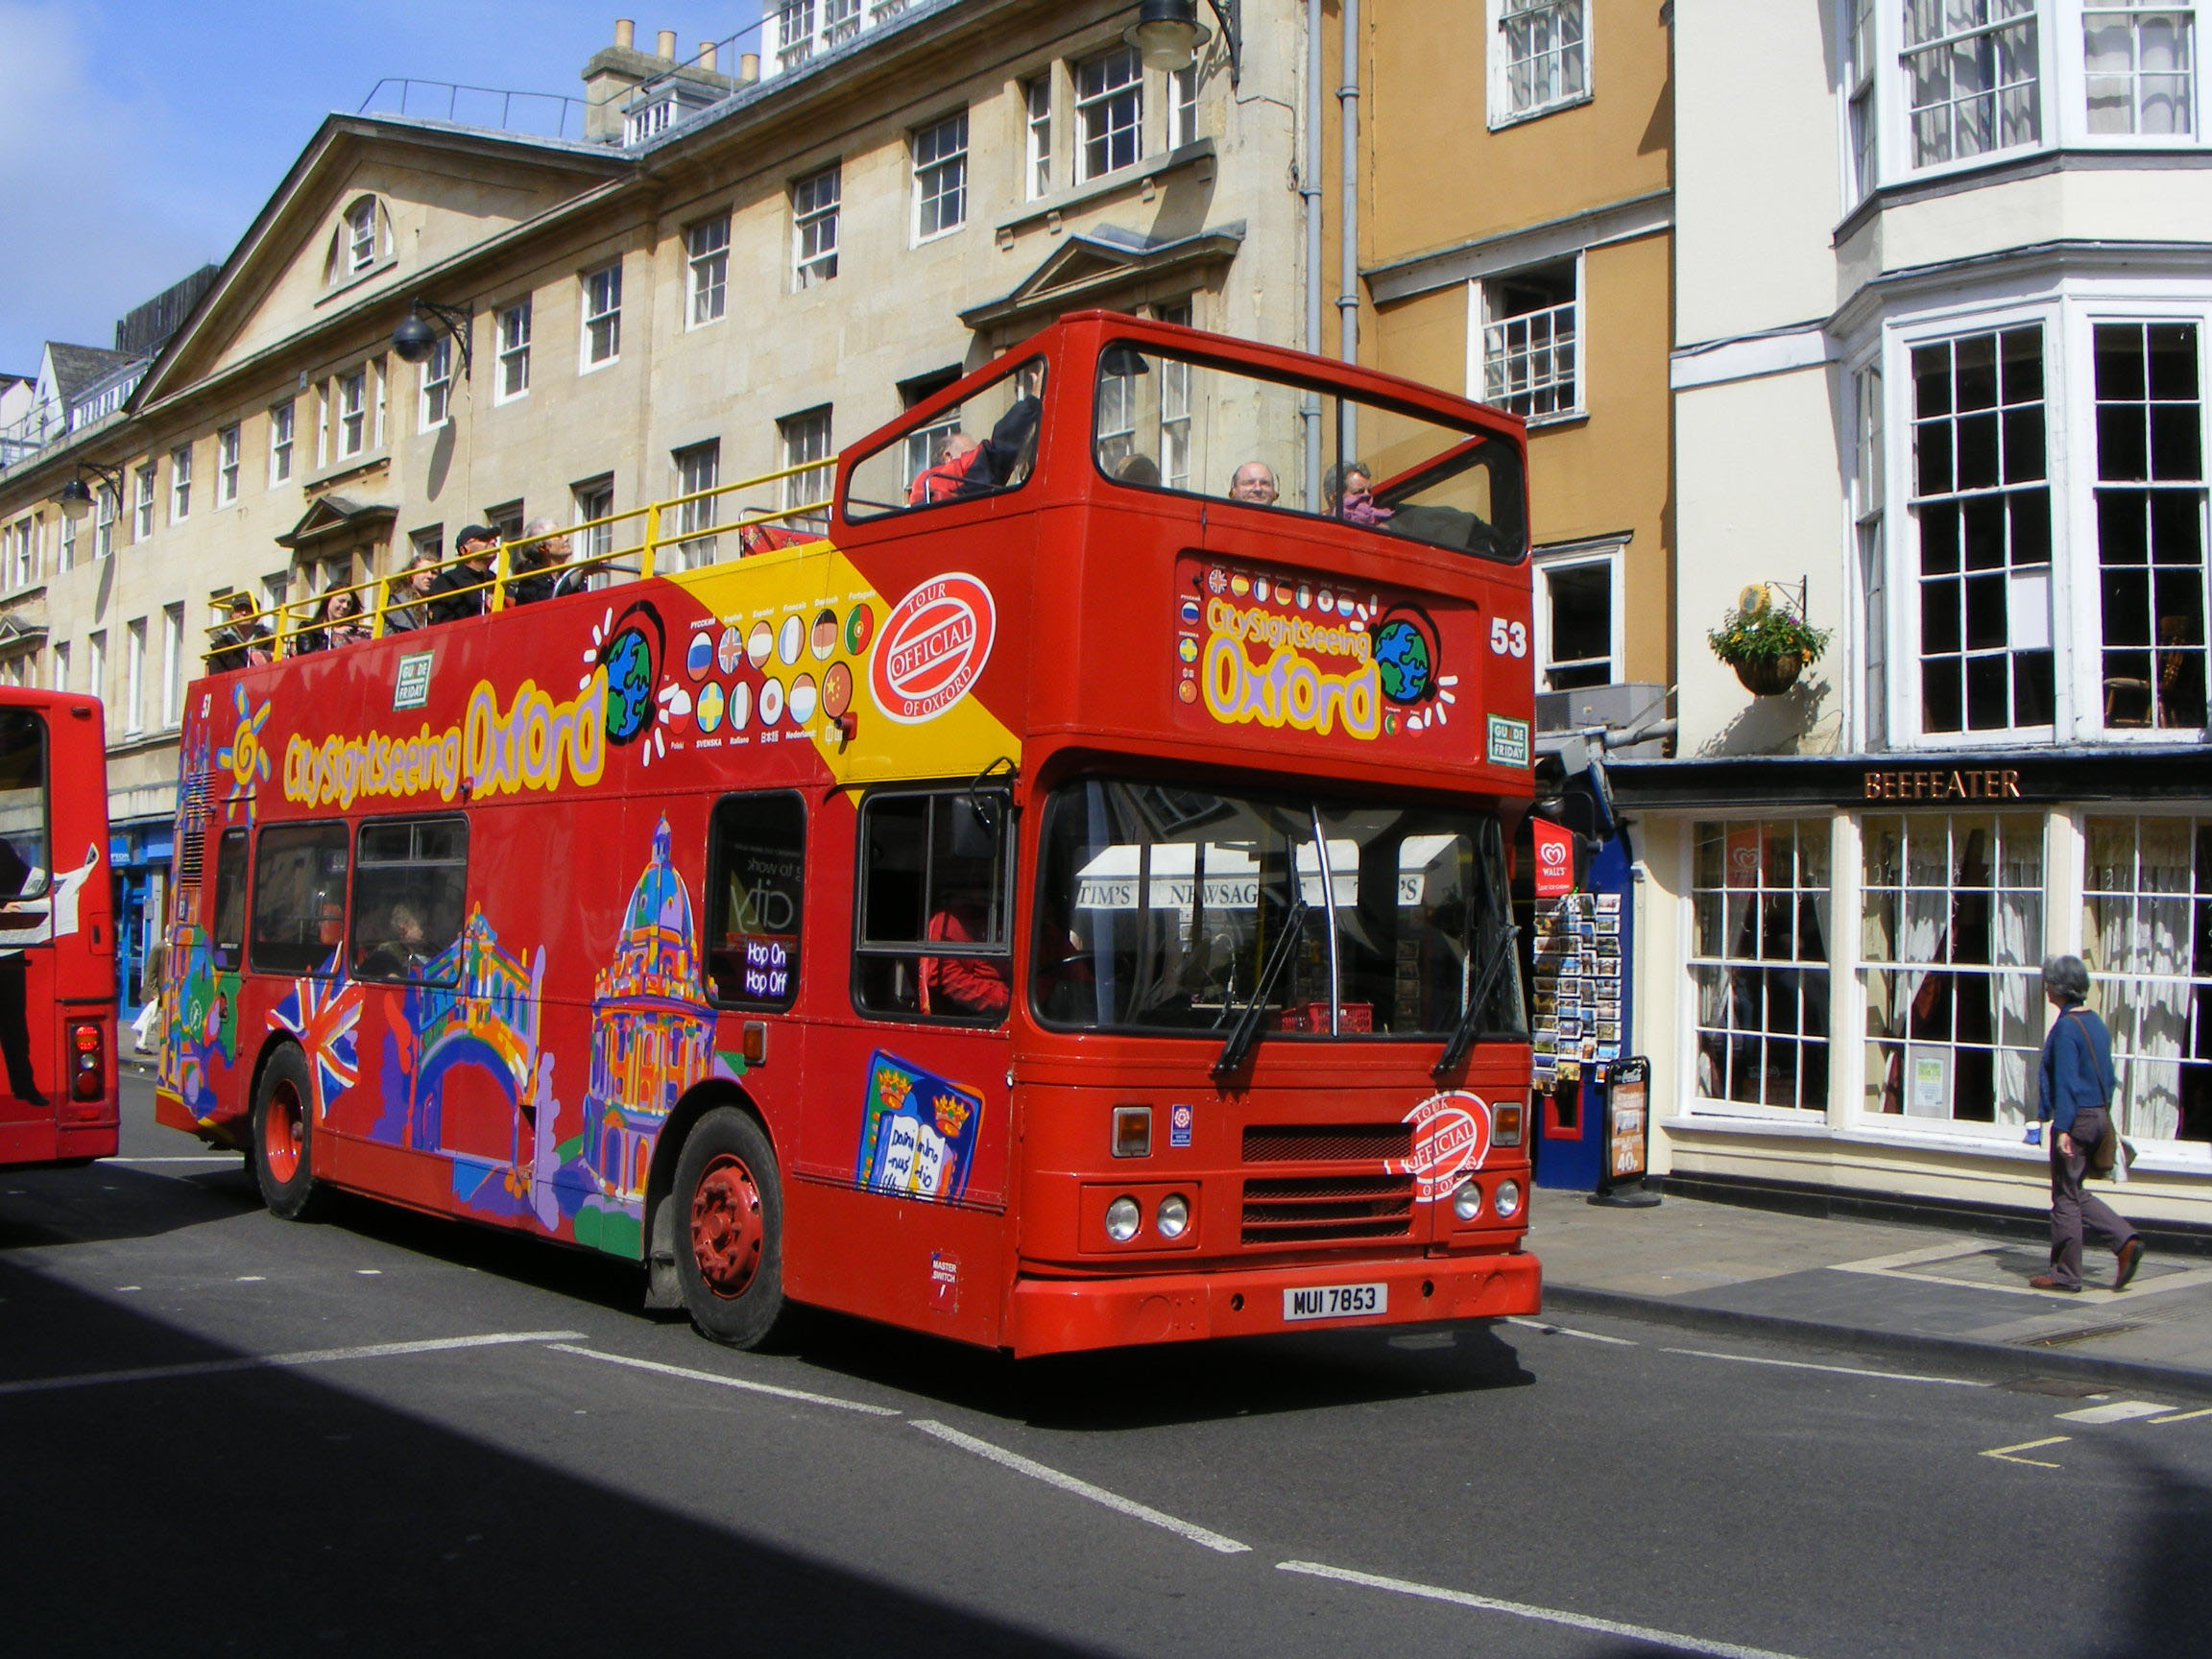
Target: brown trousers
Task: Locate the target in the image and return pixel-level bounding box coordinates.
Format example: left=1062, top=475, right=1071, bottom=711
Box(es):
left=2048, top=1107, right=2137, bottom=1289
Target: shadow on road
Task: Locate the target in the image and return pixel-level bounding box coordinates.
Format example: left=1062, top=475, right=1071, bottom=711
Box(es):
left=0, top=1160, right=259, bottom=1250
left=2099, top=1445, right=2212, bottom=1659
left=0, top=1262, right=1120, bottom=1659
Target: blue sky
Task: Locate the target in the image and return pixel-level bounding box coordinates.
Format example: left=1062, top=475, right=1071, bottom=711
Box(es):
left=0, top=1, right=762, bottom=374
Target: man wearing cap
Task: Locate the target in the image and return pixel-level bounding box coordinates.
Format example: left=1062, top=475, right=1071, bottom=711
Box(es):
left=207, top=592, right=274, bottom=672
left=427, top=524, right=500, bottom=625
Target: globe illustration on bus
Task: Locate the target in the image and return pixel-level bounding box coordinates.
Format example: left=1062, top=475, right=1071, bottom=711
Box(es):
left=1371, top=613, right=1434, bottom=706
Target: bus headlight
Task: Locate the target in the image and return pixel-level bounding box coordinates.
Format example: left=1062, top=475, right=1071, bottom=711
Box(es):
left=1156, top=1193, right=1190, bottom=1239
left=1494, top=1179, right=1523, bottom=1219
left=1105, top=1195, right=1142, bottom=1242
left=1452, top=1179, right=1483, bottom=1222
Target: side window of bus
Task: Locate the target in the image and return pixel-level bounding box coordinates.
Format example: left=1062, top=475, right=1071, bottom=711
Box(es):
left=210, top=830, right=249, bottom=969
left=706, top=793, right=805, bottom=1010
left=842, top=357, right=1047, bottom=520
left=0, top=709, right=49, bottom=904
left=250, top=823, right=350, bottom=977
left=350, top=817, right=469, bottom=984
left=854, top=790, right=1013, bottom=1023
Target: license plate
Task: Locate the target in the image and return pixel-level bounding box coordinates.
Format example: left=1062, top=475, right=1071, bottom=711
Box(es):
left=1282, top=1282, right=1387, bottom=1323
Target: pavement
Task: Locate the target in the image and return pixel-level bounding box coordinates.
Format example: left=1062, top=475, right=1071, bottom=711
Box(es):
left=1532, top=1181, right=2212, bottom=1399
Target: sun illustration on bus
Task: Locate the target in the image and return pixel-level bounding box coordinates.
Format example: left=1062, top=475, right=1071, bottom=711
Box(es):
left=216, top=685, right=272, bottom=822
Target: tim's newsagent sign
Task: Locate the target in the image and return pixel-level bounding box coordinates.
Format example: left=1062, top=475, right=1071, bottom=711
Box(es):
left=871, top=573, right=996, bottom=724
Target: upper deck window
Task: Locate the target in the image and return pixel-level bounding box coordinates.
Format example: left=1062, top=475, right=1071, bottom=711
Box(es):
left=1093, top=344, right=1528, bottom=563
left=842, top=357, right=1047, bottom=520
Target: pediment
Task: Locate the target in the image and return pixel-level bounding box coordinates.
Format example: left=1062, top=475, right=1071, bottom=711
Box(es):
left=276, top=492, right=397, bottom=551
left=139, top=116, right=628, bottom=407
left=960, top=223, right=1247, bottom=333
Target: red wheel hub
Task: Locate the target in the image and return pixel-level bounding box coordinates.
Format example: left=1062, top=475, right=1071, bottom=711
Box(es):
left=264, top=1083, right=304, bottom=1184
left=689, top=1152, right=764, bottom=1299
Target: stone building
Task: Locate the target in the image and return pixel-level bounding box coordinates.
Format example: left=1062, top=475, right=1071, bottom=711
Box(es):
left=0, top=0, right=1324, bottom=1013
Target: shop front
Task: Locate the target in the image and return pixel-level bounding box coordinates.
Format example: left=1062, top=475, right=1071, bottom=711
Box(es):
left=1613, top=751, right=2212, bottom=1231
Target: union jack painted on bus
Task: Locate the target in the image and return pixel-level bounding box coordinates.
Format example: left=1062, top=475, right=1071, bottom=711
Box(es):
left=270, top=953, right=362, bottom=1118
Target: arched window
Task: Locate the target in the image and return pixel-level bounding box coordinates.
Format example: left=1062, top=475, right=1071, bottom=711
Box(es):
left=326, top=196, right=386, bottom=284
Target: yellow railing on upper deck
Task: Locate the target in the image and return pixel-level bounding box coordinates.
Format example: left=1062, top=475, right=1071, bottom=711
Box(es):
left=201, top=459, right=835, bottom=668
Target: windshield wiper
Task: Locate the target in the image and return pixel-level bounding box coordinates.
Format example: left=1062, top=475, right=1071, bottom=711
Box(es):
left=1212, top=899, right=1310, bottom=1081
left=1432, top=923, right=1522, bottom=1082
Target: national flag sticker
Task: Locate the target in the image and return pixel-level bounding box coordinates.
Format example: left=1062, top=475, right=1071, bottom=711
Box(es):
left=1168, top=1102, right=1194, bottom=1148
left=1487, top=714, right=1531, bottom=768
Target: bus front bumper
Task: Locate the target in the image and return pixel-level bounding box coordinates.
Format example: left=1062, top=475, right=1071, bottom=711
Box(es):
left=1005, top=1249, right=1540, bottom=1358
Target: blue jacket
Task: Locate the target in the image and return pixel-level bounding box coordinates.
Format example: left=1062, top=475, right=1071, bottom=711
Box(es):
left=2038, top=1006, right=2116, bottom=1136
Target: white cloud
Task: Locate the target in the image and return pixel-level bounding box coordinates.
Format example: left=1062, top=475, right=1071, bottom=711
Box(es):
left=0, top=2, right=225, bottom=370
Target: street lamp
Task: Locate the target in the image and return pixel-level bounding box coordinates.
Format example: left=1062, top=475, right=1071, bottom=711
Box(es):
left=1124, top=0, right=1241, bottom=88
left=56, top=462, right=123, bottom=521
left=391, top=299, right=473, bottom=377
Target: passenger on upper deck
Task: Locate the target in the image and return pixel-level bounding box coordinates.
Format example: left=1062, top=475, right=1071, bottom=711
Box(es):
left=1324, top=460, right=1394, bottom=527
left=908, top=433, right=982, bottom=504
left=296, top=589, right=372, bottom=655
left=955, top=392, right=1043, bottom=497
left=427, top=525, right=500, bottom=625
left=509, top=517, right=585, bottom=605
left=1228, top=462, right=1279, bottom=505
left=208, top=593, right=275, bottom=672
left=381, top=553, right=439, bottom=635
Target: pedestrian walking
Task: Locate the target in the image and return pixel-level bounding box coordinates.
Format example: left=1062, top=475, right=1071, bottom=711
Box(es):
left=2029, top=953, right=2146, bottom=1293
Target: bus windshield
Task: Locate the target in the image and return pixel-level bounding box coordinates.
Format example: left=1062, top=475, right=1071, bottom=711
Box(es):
left=1033, top=778, right=1524, bottom=1040
left=1092, top=343, right=1527, bottom=563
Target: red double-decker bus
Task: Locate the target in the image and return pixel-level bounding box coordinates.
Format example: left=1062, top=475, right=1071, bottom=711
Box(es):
left=158, top=314, right=1539, bottom=1354
left=0, top=688, right=117, bottom=1170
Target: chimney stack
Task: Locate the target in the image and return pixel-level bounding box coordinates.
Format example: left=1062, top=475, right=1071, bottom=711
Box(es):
left=739, top=52, right=758, bottom=83
left=698, top=40, right=716, bottom=71
left=613, top=17, right=634, bottom=49
left=656, top=29, right=676, bottom=60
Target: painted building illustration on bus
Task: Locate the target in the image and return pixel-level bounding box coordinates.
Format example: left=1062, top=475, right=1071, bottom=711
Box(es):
left=584, top=817, right=716, bottom=1214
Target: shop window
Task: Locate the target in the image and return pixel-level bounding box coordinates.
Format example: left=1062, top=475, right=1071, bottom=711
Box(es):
left=349, top=817, right=468, bottom=984
left=1911, top=325, right=2054, bottom=733
left=1905, top=0, right=2041, bottom=168
left=854, top=789, right=1012, bottom=1023
left=706, top=793, right=805, bottom=1010
left=2084, top=815, right=2212, bottom=1142
left=1690, top=820, right=1833, bottom=1112
left=250, top=822, right=350, bottom=977
left=1861, top=813, right=2044, bottom=1128
left=210, top=828, right=248, bottom=970
left=2095, top=321, right=2207, bottom=731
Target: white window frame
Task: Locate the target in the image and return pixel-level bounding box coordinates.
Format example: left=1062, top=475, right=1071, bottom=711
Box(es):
left=269, top=399, right=295, bottom=485
left=1902, top=0, right=2046, bottom=172
left=687, top=216, right=731, bottom=327
left=86, top=631, right=105, bottom=703
left=1472, top=255, right=1583, bottom=422
left=574, top=475, right=615, bottom=566
left=793, top=165, right=841, bottom=288
left=912, top=110, right=969, bottom=243
left=50, top=640, right=67, bottom=693
left=419, top=336, right=453, bottom=432
left=1166, top=63, right=1200, bottom=148
left=132, top=463, right=156, bottom=541
left=95, top=484, right=118, bottom=559
left=2080, top=1, right=2200, bottom=136
left=1532, top=540, right=1625, bottom=691
left=581, top=261, right=623, bottom=372
left=169, top=444, right=191, bottom=522
left=216, top=423, right=240, bottom=505
left=1075, top=45, right=1143, bottom=181
left=344, top=197, right=379, bottom=275
left=672, top=441, right=721, bottom=569
left=496, top=300, right=533, bottom=402
left=2, top=517, right=34, bottom=591
left=1487, top=0, right=1591, bottom=130
left=781, top=407, right=834, bottom=529
left=123, top=617, right=146, bottom=735
left=1023, top=71, right=1054, bottom=199
left=337, top=368, right=369, bottom=458
left=160, top=604, right=184, bottom=728
left=58, top=507, right=76, bottom=572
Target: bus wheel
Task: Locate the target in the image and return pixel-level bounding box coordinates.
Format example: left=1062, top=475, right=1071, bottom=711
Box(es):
left=673, top=1108, right=786, bottom=1349
left=252, top=1045, right=325, bottom=1221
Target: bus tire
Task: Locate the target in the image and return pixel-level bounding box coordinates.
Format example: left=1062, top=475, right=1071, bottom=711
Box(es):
left=672, top=1107, right=787, bottom=1349
left=252, top=1044, right=325, bottom=1221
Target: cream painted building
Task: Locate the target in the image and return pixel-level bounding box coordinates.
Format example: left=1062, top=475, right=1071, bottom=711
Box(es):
left=0, top=0, right=1336, bottom=1013
left=1626, top=1, right=2212, bottom=1232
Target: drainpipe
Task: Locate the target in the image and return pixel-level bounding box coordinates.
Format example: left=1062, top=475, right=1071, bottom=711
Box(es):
left=1302, top=0, right=1324, bottom=510
left=1337, top=0, right=1358, bottom=366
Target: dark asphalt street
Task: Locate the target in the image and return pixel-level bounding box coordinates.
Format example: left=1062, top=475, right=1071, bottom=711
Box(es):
left=3, top=1073, right=2207, bottom=1658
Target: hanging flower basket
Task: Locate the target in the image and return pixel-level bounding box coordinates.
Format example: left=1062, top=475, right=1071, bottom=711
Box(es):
left=1709, top=592, right=1831, bottom=699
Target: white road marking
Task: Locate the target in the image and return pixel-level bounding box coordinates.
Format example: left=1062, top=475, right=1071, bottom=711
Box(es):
left=911, top=1419, right=1251, bottom=1555
left=355, top=1269, right=382, bottom=1276
left=105, top=1155, right=238, bottom=1165
left=2152, top=1407, right=2212, bottom=1425
left=1504, top=1316, right=1638, bottom=1346
left=235, top=1276, right=265, bottom=1283
left=1660, top=1347, right=1986, bottom=1388
left=545, top=1343, right=901, bottom=1416
left=0, top=1330, right=586, bottom=1398
left=2056, top=1400, right=2172, bottom=1424
left=1982, top=1436, right=2069, bottom=1468
left=1276, top=1559, right=1812, bottom=1659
